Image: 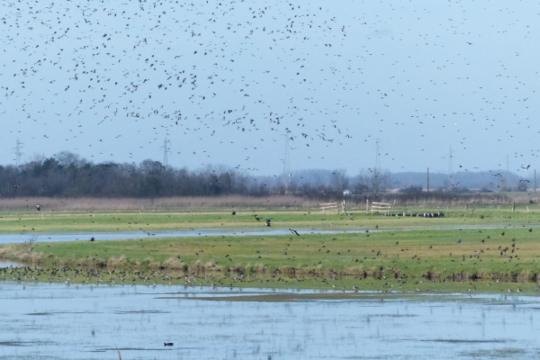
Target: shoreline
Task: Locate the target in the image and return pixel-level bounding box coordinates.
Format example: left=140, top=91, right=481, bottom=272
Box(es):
left=1, top=267, right=539, bottom=295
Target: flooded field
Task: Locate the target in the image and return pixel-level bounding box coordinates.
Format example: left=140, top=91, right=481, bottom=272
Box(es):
left=0, top=228, right=369, bottom=244
left=0, top=260, right=24, bottom=268
left=1, top=282, right=540, bottom=359
left=0, top=222, right=534, bottom=244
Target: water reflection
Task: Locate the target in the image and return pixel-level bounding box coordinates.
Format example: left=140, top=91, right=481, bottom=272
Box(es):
left=0, top=222, right=534, bottom=244
left=0, top=228, right=372, bottom=244
left=0, top=260, right=24, bottom=268
left=0, top=283, right=539, bottom=359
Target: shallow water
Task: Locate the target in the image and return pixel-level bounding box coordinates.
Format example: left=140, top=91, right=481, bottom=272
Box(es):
left=1, top=283, right=540, bottom=359
left=0, top=228, right=371, bottom=244
left=0, top=260, right=24, bottom=268
left=0, top=223, right=535, bottom=244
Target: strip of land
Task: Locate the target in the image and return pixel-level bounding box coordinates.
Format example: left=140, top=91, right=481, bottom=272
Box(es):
left=0, top=206, right=538, bottom=234
left=1, top=208, right=540, bottom=292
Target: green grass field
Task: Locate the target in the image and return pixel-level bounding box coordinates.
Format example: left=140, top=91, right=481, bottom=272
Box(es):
left=0, top=205, right=539, bottom=234
left=2, top=206, right=540, bottom=292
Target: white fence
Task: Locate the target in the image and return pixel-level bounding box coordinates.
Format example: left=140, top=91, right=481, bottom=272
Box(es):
left=370, top=201, right=391, bottom=215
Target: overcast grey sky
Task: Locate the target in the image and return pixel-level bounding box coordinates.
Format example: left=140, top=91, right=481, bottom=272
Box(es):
left=1, top=0, right=540, bottom=176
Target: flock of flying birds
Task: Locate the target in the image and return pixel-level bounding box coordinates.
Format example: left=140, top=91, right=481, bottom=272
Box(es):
left=2, top=0, right=540, bottom=176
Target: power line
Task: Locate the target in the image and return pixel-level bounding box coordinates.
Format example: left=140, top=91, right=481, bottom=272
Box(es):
left=282, top=134, right=292, bottom=189
left=282, top=134, right=291, bottom=176
left=13, top=139, right=24, bottom=167
left=160, top=138, right=171, bottom=167
left=448, top=145, right=454, bottom=181
left=375, top=138, right=381, bottom=171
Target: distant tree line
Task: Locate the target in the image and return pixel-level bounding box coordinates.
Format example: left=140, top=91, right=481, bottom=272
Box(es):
left=2, top=151, right=523, bottom=199
left=0, top=152, right=393, bottom=199
left=0, top=152, right=255, bottom=198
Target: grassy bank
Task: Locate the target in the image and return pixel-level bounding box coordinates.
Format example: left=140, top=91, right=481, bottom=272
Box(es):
left=1, top=266, right=539, bottom=294
left=2, top=227, right=540, bottom=284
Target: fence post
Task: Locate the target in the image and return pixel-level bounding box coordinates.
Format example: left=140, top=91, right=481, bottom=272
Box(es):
left=512, top=202, right=515, bottom=212
left=366, top=199, right=369, bottom=214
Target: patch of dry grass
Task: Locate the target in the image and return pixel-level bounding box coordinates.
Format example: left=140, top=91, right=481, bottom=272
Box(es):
left=0, top=195, right=320, bottom=211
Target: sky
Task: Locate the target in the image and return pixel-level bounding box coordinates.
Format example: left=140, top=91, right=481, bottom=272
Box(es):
left=1, top=0, right=540, bottom=177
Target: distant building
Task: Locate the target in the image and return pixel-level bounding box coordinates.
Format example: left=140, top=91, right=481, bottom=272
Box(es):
left=343, top=189, right=352, bottom=197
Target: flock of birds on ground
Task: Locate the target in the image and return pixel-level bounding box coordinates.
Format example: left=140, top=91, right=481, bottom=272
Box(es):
left=2, top=0, right=540, bottom=293
left=2, top=0, right=540, bottom=175
left=380, top=212, right=444, bottom=218
left=2, top=205, right=539, bottom=294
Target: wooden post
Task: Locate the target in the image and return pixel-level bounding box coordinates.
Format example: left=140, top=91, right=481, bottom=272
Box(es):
left=366, top=199, right=369, bottom=214
left=342, top=200, right=349, bottom=216
left=512, top=202, right=515, bottom=212
left=527, top=206, right=530, bottom=212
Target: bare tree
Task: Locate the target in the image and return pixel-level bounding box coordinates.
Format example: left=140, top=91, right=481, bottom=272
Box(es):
left=369, top=168, right=391, bottom=195
left=331, top=169, right=349, bottom=192
left=29, top=152, right=46, bottom=165
left=56, top=151, right=85, bottom=167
